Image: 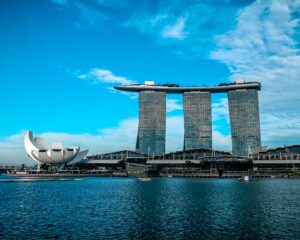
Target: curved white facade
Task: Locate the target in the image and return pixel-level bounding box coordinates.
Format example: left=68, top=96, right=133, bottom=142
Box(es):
left=24, top=131, right=88, bottom=165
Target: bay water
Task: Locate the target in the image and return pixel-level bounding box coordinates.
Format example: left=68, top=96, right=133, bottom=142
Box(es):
left=0, top=176, right=299, bottom=239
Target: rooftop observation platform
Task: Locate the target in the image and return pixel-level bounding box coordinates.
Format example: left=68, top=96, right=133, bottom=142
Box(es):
left=114, top=81, right=261, bottom=94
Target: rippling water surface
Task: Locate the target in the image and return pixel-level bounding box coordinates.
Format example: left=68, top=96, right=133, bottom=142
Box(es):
left=0, top=176, right=300, bottom=239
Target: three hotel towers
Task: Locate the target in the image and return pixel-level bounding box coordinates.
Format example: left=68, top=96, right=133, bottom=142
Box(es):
left=115, top=81, right=261, bottom=156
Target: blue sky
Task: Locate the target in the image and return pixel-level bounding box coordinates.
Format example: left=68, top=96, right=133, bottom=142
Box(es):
left=1, top=0, right=300, bottom=164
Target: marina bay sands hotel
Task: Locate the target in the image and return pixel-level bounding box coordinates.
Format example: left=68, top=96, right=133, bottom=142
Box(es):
left=115, top=81, right=261, bottom=157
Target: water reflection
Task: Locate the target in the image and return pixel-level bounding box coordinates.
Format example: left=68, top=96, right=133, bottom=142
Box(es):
left=0, top=177, right=300, bottom=239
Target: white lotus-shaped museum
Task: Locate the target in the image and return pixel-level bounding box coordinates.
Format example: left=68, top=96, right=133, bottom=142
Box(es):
left=24, top=131, right=88, bottom=165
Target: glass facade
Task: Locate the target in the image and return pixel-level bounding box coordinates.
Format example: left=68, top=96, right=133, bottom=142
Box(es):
left=128, top=84, right=261, bottom=157
left=183, top=92, right=212, bottom=150
left=228, top=90, right=261, bottom=156
left=136, top=91, right=166, bottom=155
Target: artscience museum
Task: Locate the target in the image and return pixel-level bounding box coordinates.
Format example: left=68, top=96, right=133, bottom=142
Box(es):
left=24, top=131, right=88, bottom=167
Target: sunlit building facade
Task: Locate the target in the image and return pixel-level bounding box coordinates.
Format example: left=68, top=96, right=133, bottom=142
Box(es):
left=116, top=81, right=261, bottom=156
left=136, top=91, right=166, bottom=155
left=183, top=91, right=212, bottom=150
left=228, top=89, right=261, bottom=156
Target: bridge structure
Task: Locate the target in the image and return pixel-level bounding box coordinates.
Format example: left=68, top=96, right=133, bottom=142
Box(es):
left=115, top=81, right=262, bottom=156
left=0, top=164, right=33, bottom=173
left=85, top=149, right=251, bottom=165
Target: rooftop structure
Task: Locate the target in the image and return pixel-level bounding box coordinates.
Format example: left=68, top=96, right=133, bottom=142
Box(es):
left=114, top=81, right=261, bottom=93
left=255, top=145, right=300, bottom=155
left=86, top=150, right=147, bottom=160
left=84, top=148, right=240, bottom=165
left=153, top=148, right=232, bottom=160
left=115, top=80, right=262, bottom=156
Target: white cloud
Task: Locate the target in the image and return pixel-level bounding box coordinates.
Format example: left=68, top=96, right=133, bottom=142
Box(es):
left=162, top=17, right=187, bottom=40
left=106, top=86, right=138, bottom=99
left=166, top=98, right=183, bottom=113
left=211, top=0, right=300, bottom=146
left=74, top=2, right=108, bottom=26
left=78, top=68, right=138, bottom=99
left=212, top=97, right=229, bottom=122
left=260, top=113, right=300, bottom=147
left=77, top=67, right=140, bottom=99
left=52, top=0, right=68, bottom=5
left=0, top=119, right=139, bottom=166
left=80, top=68, right=135, bottom=85
left=166, top=115, right=231, bottom=152
left=96, top=0, right=129, bottom=8
left=0, top=116, right=232, bottom=165
left=212, top=129, right=231, bottom=151
left=125, top=1, right=241, bottom=55
left=0, top=132, right=27, bottom=166
left=166, top=116, right=184, bottom=151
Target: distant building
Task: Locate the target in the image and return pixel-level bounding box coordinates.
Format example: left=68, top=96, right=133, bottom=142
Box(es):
left=83, top=148, right=252, bottom=176
left=136, top=91, right=166, bottom=155
left=253, top=145, right=300, bottom=160
left=115, top=81, right=261, bottom=156
left=251, top=145, right=300, bottom=175
left=228, top=90, right=261, bottom=156
left=183, top=91, right=212, bottom=150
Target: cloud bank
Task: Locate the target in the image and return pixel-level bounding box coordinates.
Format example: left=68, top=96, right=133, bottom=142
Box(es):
left=0, top=116, right=231, bottom=165
left=125, top=0, right=245, bottom=56
left=79, top=68, right=135, bottom=85
left=211, top=0, right=300, bottom=146
left=162, top=17, right=187, bottom=40
left=45, top=0, right=300, bottom=156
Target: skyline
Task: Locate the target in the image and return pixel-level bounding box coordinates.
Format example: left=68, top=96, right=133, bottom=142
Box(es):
left=1, top=0, right=300, bottom=164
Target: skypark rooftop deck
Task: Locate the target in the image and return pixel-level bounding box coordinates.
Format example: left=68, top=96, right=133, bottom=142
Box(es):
left=114, top=81, right=261, bottom=93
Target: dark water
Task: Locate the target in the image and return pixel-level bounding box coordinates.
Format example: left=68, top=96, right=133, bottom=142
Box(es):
left=0, top=176, right=300, bottom=240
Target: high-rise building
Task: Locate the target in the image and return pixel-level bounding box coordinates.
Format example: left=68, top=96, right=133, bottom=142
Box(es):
left=183, top=91, right=212, bottom=150
left=115, top=81, right=261, bottom=156
left=136, top=91, right=166, bottom=155
left=228, top=89, right=261, bottom=156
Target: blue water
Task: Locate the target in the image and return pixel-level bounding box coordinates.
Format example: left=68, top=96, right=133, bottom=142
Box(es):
left=0, top=176, right=300, bottom=240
